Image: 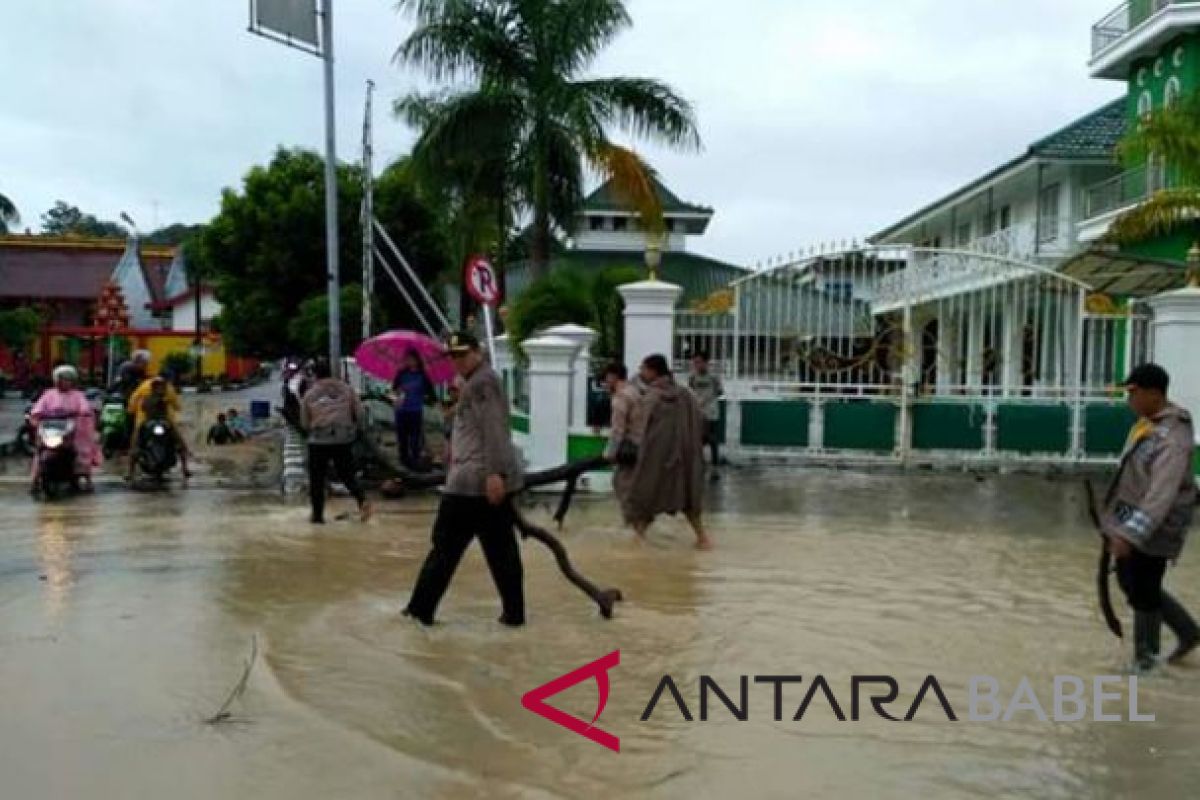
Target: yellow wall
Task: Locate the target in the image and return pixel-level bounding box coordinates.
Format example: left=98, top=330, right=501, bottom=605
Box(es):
left=142, top=335, right=228, bottom=376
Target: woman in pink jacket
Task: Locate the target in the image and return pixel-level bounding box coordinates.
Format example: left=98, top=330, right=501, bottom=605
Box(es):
left=30, top=365, right=102, bottom=491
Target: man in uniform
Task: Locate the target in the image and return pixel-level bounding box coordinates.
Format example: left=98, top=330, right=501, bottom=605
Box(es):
left=404, top=332, right=526, bottom=626
left=1102, top=363, right=1199, bottom=671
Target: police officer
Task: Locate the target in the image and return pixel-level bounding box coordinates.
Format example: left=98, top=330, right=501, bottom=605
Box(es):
left=404, top=332, right=526, bottom=627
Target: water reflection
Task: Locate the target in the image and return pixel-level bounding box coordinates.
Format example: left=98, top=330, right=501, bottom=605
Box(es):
left=35, top=506, right=77, bottom=620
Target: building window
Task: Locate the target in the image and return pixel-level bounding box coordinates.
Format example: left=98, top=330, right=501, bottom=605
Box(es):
left=1038, top=183, right=1061, bottom=244
left=1165, top=77, right=1182, bottom=108
left=956, top=222, right=971, bottom=246
left=999, top=205, right=1012, bottom=231
left=589, top=216, right=605, bottom=231
left=1138, top=90, right=1153, bottom=119
left=613, top=217, right=628, bottom=232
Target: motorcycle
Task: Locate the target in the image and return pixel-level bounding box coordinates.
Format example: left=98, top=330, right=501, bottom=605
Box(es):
left=134, top=417, right=178, bottom=485
left=32, top=417, right=78, bottom=500
left=99, top=392, right=130, bottom=458
left=15, top=402, right=36, bottom=457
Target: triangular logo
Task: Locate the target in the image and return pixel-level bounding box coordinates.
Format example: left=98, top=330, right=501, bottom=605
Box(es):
left=521, top=650, right=620, bottom=753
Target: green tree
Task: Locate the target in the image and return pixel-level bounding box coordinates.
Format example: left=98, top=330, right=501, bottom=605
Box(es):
left=40, top=201, right=128, bottom=238
left=506, top=265, right=640, bottom=360
left=147, top=223, right=205, bottom=246
left=0, top=307, right=42, bottom=354
left=0, top=192, right=19, bottom=234
left=1109, top=96, right=1200, bottom=259
left=394, top=0, right=701, bottom=282
left=196, top=148, right=451, bottom=358
left=289, top=283, right=389, bottom=356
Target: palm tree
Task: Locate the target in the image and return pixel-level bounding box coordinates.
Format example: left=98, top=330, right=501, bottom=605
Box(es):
left=394, top=0, right=701, bottom=281
left=1108, top=96, right=1200, bottom=250
left=0, top=192, right=18, bottom=234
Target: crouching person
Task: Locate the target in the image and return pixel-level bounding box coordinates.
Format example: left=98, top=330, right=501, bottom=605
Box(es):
left=1103, top=364, right=1199, bottom=672
left=404, top=332, right=526, bottom=627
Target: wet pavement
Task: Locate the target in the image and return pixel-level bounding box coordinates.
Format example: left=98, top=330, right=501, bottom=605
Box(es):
left=0, top=470, right=1198, bottom=799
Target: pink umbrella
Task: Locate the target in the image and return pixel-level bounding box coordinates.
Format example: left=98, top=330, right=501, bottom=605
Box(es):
left=354, top=331, right=457, bottom=386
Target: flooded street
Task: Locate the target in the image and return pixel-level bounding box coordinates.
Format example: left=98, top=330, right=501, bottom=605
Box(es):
left=1, top=470, right=1198, bottom=799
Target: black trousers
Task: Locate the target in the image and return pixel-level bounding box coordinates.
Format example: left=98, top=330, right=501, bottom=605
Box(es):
left=1116, top=547, right=1168, bottom=612
left=405, top=495, right=524, bottom=625
left=307, top=443, right=365, bottom=521
left=394, top=409, right=424, bottom=469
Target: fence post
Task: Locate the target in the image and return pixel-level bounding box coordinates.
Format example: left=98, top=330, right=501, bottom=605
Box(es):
left=1146, top=286, right=1200, bottom=484
left=492, top=333, right=513, bottom=398
left=522, top=335, right=577, bottom=475
left=545, top=323, right=597, bottom=430
left=618, top=280, right=683, bottom=371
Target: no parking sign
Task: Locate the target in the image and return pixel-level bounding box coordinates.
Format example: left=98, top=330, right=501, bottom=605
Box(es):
left=465, top=256, right=501, bottom=307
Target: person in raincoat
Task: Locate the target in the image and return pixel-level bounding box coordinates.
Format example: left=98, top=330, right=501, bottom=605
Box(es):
left=30, top=365, right=101, bottom=491
left=625, top=354, right=712, bottom=550
left=601, top=362, right=643, bottom=526
left=1101, top=363, right=1198, bottom=671
left=127, top=372, right=191, bottom=480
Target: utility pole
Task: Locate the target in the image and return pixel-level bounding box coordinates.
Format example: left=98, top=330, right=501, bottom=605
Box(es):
left=361, top=79, right=375, bottom=343
left=320, top=0, right=341, bottom=369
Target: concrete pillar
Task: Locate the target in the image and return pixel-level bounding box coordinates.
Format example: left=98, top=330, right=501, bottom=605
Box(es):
left=618, top=280, right=683, bottom=372
left=545, top=323, right=596, bottom=430
left=1148, top=286, right=1200, bottom=432
left=522, top=335, right=577, bottom=473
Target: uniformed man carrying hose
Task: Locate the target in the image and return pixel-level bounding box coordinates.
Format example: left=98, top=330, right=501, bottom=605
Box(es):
left=1102, top=364, right=1199, bottom=672
left=404, top=332, right=527, bottom=627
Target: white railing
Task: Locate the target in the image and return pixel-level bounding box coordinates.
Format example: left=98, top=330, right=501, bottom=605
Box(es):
left=1092, top=0, right=1193, bottom=59
left=1081, top=163, right=1168, bottom=221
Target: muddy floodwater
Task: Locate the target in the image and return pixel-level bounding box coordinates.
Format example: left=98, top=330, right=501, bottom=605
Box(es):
left=1, top=470, right=1198, bottom=799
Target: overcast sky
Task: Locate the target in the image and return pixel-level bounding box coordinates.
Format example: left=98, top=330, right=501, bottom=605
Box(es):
left=1, top=1, right=1121, bottom=264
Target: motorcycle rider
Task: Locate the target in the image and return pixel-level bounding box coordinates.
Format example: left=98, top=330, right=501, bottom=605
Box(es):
left=127, top=372, right=191, bottom=481
left=113, top=349, right=152, bottom=398
left=29, top=365, right=101, bottom=492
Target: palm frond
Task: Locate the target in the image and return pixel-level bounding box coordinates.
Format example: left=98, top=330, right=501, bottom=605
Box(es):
left=1105, top=188, right=1200, bottom=244
left=394, top=5, right=526, bottom=83
left=574, top=77, right=701, bottom=150
left=588, top=144, right=664, bottom=234
left=0, top=192, right=19, bottom=226
left=540, top=0, right=631, bottom=74
left=1117, top=96, right=1200, bottom=184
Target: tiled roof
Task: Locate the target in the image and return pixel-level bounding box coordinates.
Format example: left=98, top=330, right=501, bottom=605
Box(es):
left=506, top=249, right=747, bottom=306
left=582, top=177, right=713, bottom=216
left=0, top=237, right=124, bottom=300
left=1029, top=98, right=1127, bottom=160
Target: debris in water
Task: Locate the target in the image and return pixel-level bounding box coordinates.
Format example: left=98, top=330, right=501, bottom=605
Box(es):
left=205, top=634, right=258, bottom=724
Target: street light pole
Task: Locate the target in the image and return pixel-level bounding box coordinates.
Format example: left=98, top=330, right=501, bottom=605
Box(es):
left=320, top=0, right=341, bottom=370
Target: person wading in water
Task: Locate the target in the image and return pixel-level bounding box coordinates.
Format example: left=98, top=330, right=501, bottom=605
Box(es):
left=1101, top=363, right=1198, bottom=672
left=602, top=362, right=643, bottom=529
left=300, top=359, right=372, bottom=525
left=688, top=351, right=724, bottom=482
left=404, top=332, right=526, bottom=627
left=626, top=354, right=713, bottom=550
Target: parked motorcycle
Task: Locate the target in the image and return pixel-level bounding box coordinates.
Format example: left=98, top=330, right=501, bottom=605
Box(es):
left=99, top=392, right=130, bottom=458
left=32, top=417, right=78, bottom=500
left=133, top=418, right=178, bottom=485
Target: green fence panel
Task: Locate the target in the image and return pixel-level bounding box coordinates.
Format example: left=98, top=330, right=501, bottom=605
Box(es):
left=510, top=413, right=530, bottom=434
left=912, top=402, right=985, bottom=451
left=568, top=433, right=609, bottom=462
left=996, top=404, right=1071, bottom=454
left=1085, top=404, right=1137, bottom=456
left=823, top=402, right=897, bottom=452
left=741, top=401, right=810, bottom=447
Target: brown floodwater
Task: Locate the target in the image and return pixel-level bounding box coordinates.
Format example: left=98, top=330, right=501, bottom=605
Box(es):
left=1, top=470, right=1198, bottom=799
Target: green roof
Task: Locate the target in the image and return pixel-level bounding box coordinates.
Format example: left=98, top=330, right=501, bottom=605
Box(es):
left=507, top=249, right=747, bottom=306
left=871, top=98, right=1127, bottom=243
left=582, top=177, right=713, bottom=216
left=1029, top=98, right=1127, bottom=159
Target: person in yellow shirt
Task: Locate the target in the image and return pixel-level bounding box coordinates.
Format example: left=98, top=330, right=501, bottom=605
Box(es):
left=126, top=373, right=191, bottom=480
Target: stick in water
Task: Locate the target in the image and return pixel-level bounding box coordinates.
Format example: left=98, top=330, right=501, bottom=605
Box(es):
left=206, top=634, right=259, bottom=724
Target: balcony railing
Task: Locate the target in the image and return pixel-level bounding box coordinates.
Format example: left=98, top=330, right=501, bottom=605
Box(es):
left=1081, top=163, right=1169, bottom=220
left=1092, top=0, right=1198, bottom=59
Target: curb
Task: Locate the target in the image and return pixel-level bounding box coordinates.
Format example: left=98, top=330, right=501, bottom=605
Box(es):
left=281, top=426, right=307, bottom=496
